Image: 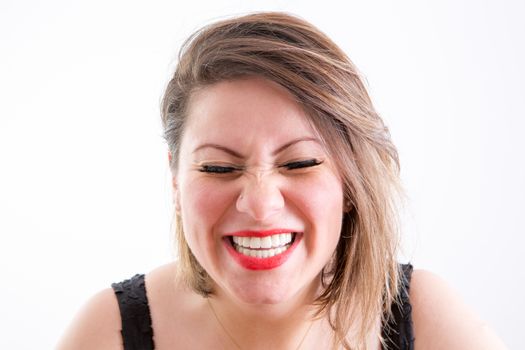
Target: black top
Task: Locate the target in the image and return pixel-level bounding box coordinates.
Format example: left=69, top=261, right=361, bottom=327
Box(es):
left=381, top=264, right=415, bottom=350
left=111, top=264, right=414, bottom=350
left=111, top=274, right=154, bottom=350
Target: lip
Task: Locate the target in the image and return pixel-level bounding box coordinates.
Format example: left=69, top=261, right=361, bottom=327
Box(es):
left=225, top=228, right=300, bottom=237
left=223, top=232, right=302, bottom=270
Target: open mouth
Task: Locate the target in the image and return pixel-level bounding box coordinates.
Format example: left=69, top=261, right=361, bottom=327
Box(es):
left=229, top=232, right=297, bottom=259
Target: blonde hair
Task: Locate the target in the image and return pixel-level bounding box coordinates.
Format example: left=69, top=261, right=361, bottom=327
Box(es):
left=161, top=12, right=403, bottom=349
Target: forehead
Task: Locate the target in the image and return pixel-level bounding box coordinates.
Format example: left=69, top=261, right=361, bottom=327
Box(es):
left=183, top=77, right=320, bottom=149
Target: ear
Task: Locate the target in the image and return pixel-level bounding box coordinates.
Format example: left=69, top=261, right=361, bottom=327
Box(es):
left=172, top=177, right=181, bottom=214
left=168, top=151, right=182, bottom=214
left=343, top=199, right=353, bottom=213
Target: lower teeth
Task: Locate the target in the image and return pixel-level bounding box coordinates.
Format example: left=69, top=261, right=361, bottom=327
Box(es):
left=234, top=244, right=291, bottom=258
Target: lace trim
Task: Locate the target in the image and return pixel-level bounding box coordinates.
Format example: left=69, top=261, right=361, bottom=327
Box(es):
left=382, top=264, right=415, bottom=350
left=111, top=274, right=154, bottom=350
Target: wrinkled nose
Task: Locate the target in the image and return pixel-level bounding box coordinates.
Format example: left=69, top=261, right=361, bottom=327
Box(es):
left=236, top=175, right=285, bottom=222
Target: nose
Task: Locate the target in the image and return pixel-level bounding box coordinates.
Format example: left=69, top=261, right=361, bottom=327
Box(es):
left=236, top=172, right=285, bottom=222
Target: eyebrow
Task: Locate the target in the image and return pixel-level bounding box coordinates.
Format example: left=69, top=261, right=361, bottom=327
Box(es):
left=192, top=137, right=321, bottom=159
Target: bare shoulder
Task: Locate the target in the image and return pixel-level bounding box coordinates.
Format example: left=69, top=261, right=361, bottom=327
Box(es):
left=410, top=269, right=507, bottom=350
left=56, top=288, right=122, bottom=350
left=144, top=262, right=214, bottom=348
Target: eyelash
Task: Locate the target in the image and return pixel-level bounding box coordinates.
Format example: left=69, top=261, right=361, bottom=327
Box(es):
left=198, top=159, right=323, bottom=174
left=199, top=165, right=239, bottom=174
left=280, top=159, right=322, bottom=170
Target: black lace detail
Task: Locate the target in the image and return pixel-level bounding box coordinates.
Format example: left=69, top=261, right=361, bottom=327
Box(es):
left=111, top=274, right=154, bottom=350
left=382, top=264, right=415, bottom=350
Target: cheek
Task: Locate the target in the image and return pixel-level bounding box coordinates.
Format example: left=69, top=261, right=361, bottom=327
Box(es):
left=289, top=174, right=344, bottom=218
left=178, top=179, right=231, bottom=271
left=287, top=174, right=344, bottom=251
left=180, top=178, right=235, bottom=242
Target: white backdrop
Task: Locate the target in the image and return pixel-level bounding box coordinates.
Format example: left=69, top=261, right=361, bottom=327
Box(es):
left=1, top=0, right=523, bottom=348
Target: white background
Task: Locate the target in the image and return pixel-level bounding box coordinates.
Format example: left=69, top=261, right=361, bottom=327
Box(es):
left=1, top=0, right=523, bottom=348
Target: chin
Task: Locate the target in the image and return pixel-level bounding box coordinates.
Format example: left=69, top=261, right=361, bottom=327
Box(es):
left=234, top=285, right=292, bottom=305
left=219, top=273, right=296, bottom=305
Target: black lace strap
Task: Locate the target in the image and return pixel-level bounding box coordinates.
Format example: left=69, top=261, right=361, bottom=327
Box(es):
left=382, top=264, right=415, bottom=350
left=111, top=274, right=155, bottom=350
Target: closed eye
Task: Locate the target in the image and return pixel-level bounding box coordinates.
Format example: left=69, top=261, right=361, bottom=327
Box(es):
left=281, top=159, right=323, bottom=170
left=199, top=165, right=240, bottom=174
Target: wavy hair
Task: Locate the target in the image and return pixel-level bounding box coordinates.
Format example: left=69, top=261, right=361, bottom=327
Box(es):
left=161, top=12, right=403, bottom=349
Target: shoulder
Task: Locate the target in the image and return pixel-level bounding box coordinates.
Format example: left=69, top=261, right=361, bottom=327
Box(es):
left=56, top=287, right=123, bottom=350
left=144, top=262, right=210, bottom=348
left=144, top=263, right=204, bottom=334
left=409, top=269, right=507, bottom=350
left=56, top=264, right=186, bottom=350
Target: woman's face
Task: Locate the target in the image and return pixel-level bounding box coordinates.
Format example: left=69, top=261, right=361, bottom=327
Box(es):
left=174, top=77, right=344, bottom=305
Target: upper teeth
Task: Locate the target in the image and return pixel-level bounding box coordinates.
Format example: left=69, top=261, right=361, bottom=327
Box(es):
left=232, top=233, right=293, bottom=249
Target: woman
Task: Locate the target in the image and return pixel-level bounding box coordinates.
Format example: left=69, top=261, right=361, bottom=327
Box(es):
left=58, top=12, right=507, bottom=349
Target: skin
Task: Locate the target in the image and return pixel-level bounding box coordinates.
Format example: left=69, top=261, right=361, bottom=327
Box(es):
left=57, top=77, right=508, bottom=350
